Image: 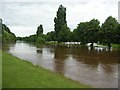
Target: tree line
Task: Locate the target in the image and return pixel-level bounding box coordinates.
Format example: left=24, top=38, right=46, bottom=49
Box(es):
left=2, top=22, right=16, bottom=43
left=18, top=5, right=120, bottom=48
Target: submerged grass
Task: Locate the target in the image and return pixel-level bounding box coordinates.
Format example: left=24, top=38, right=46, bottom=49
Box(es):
left=112, top=44, right=120, bottom=48
left=2, top=52, right=90, bottom=88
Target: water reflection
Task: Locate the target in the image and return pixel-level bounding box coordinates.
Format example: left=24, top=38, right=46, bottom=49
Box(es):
left=54, top=46, right=68, bottom=74
left=36, top=49, right=43, bottom=53
left=7, top=42, right=119, bottom=88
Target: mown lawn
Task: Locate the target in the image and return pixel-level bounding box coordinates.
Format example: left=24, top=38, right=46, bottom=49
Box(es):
left=0, top=50, right=2, bottom=89
left=2, top=52, right=90, bottom=88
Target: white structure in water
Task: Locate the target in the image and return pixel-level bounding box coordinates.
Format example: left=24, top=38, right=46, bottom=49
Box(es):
left=118, top=1, right=120, bottom=23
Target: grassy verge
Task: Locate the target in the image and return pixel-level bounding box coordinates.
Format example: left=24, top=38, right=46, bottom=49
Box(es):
left=0, top=50, right=2, bottom=89
left=2, top=52, right=90, bottom=88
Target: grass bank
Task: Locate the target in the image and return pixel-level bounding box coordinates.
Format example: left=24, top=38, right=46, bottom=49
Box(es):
left=0, top=50, right=2, bottom=89
left=2, top=52, right=90, bottom=88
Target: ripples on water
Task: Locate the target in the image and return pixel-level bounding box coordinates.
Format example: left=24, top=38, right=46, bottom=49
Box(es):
left=7, top=41, right=120, bottom=88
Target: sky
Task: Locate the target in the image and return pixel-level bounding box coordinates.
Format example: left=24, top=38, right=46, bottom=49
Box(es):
left=1, top=0, right=120, bottom=37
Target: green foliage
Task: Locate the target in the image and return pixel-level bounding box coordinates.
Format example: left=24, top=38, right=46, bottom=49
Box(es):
left=73, top=22, right=88, bottom=44
left=84, top=19, right=100, bottom=44
left=36, top=24, right=43, bottom=36
left=100, top=16, right=118, bottom=47
left=46, top=31, right=56, bottom=41
left=2, top=24, right=16, bottom=43
left=17, top=37, right=23, bottom=41
left=114, top=24, right=120, bottom=44
left=36, top=36, right=46, bottom=44
left=58, top=24, right=71, bottom=42
left=54, top=5, right=67, bottom=42
left=72, top=29, right=80, bottom=42
left=22, top=34, right=37, bottom=42
left=22, top=24, right=46, bottom=44
left=74, top=19, right=100, bottom=45
left=15, top=6, right=120, bottom=46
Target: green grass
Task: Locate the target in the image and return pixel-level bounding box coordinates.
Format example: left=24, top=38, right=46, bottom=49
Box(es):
left=112, top=44, right=120, bottom=48
left=0, top=50, right=2, bottom=89
left=2, top=52, right=90, bottom=88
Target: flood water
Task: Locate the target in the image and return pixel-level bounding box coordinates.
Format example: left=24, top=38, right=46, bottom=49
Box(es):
left=7, top=41, right=120, bottom=88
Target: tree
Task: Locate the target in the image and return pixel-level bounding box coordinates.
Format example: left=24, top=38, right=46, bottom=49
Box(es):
left=58, top=24, right=71, bottom=42
left=54, top=5, right=67, bottom=42
left=114, top=24, right=120, bottom=44
left=2, top=24, right=16, bottom=43
left=100, top=16, right=118, bottom=48
left=75, top=22, right=89, bottom=44
left=84, top=19, right=100, bottom=47
left=72, top=28, right=80, bottom=42
left=74, top=19, right=100, bottom=46
left=36, top=24, right=43, bottom=37
left=36, top=36, right=45, bottom=44
left=46, top=31, right=56, bottom=41
left=36, top=24, right=46, bottom=44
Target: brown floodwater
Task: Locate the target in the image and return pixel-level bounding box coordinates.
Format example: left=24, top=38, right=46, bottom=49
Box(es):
left=7, top=41, right=120, bottom=88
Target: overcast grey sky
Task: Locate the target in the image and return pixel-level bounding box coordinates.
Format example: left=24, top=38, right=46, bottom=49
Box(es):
left=1, top=0, right=119, bottom=37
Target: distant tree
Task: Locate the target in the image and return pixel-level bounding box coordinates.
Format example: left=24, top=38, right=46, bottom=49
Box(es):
left=36, top=24, right=43, bottom=37
left=54, top=5, right=67, bottom=42
left=46, top=31, right=56, bottom=41
left=36, top=37, right=46, bottom=44
left=36, top=24, right=47, bottom=44
left=58, top=24, right=71, bottom=42
left=22, top=34, right=37, bottom=42
left=100, top=16, right=118, bottom=48
left=17, top=37, right=23, bottom=41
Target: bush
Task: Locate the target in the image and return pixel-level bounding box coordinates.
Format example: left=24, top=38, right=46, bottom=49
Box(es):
left=36, top=37, right=46, bottom=44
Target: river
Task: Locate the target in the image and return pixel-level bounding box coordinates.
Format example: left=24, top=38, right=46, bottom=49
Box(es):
left=6, top=41, right=120, bottom=88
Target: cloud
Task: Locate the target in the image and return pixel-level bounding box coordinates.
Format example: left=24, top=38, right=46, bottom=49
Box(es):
left=1, top=0, right=119, bottom=36
left=8, top=26, right=37, bottom=37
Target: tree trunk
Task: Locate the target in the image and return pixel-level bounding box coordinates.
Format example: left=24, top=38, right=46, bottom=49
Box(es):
left=90, top=42, right=94, bottom=50
left=108, top=43, right=111, bottom=50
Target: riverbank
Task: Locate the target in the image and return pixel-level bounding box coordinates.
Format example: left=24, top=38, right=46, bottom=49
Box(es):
left=0, top=50, right=2, bottom=89
left=2, top=52, right=90, bottom=88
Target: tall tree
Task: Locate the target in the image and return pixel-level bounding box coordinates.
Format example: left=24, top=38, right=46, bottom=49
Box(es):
left=54, top=5, right=67, bottom=42
left=58, top=24, right=71, bottom=42
left=36, top=24, right=43, bottom=37
left=100, top=16, right=118, bottom=48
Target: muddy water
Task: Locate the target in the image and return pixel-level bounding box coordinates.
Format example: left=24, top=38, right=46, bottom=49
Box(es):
left=8, top=41, right=120, bottom=88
